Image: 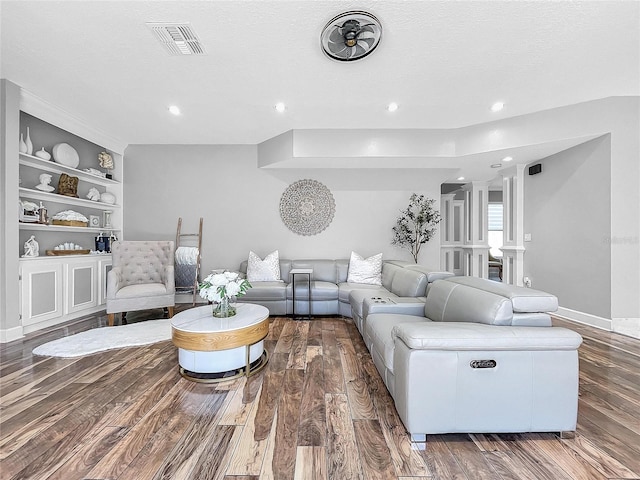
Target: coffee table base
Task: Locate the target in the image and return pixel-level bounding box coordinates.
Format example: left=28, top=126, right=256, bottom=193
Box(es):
left=179, top=350, right=269, bottom=384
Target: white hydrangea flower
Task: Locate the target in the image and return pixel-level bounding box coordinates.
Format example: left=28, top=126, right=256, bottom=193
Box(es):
left=210, top=273, right=228, bottom=286
left=226, top=282, right=241, bottom=297
left=224, top=271, right=239, bottom=281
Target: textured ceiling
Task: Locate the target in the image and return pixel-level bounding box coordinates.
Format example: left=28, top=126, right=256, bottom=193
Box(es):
left=1, top=0, right=638, bottom=146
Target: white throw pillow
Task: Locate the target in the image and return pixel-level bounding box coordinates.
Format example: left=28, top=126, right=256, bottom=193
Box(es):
left=247, top=250, right=281, bottom=282
left=347, top=251, right=383, bottom=285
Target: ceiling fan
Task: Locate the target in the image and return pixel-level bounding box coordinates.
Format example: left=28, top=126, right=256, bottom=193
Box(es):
left=320, top=11, right=382, bottom=62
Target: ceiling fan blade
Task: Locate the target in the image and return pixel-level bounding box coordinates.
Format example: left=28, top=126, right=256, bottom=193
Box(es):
left=328, top=27, right=344, bottom=44
left=346, top=46, right=360, bottom=59
left=358, top=30, right=376, bottom=40
left=357, top=39, right=373, bottom=51
left=328, top=41, right=348, bottom=56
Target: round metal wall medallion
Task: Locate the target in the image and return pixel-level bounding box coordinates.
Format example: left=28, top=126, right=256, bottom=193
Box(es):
left=280, top=179, right=335, bottom=236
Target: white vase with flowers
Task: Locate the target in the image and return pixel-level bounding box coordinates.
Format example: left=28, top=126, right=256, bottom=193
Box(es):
left=199, top=271, right=251, bottom=317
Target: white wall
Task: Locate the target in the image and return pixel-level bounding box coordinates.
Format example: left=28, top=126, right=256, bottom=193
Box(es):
left=123, top=144, right=443, bottom=276
left=0, top=80, right=21, bottom=338
left=524, top=136, right=611, bottom=318
left=458, top=97, right=639, bottom=326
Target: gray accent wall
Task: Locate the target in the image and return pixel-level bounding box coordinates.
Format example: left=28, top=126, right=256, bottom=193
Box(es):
left=524, top=136, right=612, bottom=318
left=123, top=144, right=443, bottom=275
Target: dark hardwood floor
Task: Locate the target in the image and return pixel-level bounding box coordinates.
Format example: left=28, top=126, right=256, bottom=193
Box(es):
left=1, top=306, right=639, bottom=480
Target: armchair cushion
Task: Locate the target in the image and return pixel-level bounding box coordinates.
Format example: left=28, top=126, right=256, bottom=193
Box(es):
left=113, top=283, right=170, bottom=299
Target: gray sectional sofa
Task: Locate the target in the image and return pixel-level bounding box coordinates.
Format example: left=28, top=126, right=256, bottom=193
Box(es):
left=362, top=277, right=582, bottom=440
left=237, top=257, right=581, bottom=441
left=237, top=258, right=453, bottom=317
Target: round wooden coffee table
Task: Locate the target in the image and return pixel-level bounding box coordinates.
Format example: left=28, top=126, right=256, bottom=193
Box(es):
left=171, top=303, right=269, bottom=383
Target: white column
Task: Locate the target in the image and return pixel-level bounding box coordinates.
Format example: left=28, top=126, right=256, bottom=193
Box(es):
left=440, top=193, right=456, bottom=272
left=462, top=181, right=490, bottom=278
left=501, top=164, right=526, bottom=286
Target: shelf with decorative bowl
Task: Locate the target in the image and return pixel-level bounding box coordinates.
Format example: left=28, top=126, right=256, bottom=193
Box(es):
left=19, top=153, right=119, bottom=187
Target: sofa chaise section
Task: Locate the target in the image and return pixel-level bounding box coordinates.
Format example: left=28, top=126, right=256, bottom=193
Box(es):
left=392, top=321, right=582, bottom=438
left=364, top=278, right=582, bottom=440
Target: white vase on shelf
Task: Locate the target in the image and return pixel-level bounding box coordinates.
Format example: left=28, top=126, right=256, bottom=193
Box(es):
left=19, top=134, right=27, bottom=153
left=25, top=127, right=33, bottom=155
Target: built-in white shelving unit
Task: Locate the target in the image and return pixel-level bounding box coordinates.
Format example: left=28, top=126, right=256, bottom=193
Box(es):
left=13, top=106, right=125, bottom=336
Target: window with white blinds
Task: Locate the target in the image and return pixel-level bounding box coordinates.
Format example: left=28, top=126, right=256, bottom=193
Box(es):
left=488, top=203, right=503, bottom=231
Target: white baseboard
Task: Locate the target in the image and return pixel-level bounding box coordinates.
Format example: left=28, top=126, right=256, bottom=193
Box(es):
left=612, top=318, right=640, bottom=339
left=555, top=307, right=612, bottom=331
left=0, top=326, right=24, bottom=343
left=556, top=307, right=640, bottom=339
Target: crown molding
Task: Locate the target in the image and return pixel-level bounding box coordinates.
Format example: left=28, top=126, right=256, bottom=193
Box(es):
left=19, top=89, right=127, bottom=154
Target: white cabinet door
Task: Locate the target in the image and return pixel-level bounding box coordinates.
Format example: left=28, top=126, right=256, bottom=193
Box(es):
left=20, top=260, right=64, bottom=326
left=66, top=259, right=98, bottom=314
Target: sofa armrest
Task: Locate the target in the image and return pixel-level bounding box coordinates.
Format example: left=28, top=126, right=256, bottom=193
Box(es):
left=363, top=297, right=426, bottom=319
left=392, top=322, right=583, bottom=351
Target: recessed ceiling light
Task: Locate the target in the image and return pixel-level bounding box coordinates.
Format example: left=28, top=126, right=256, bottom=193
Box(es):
left=502, top=156, right=513, bottom=162
left=491, top=163, right=502, bottom=168
left=275, top=102, right=286, bottom=113
left=168, top=105, right=181, bottom=115
left=457, top=176, right=465, bottom=181
left=491, top=102, right=504, bottom=112
left=387, top=102, right=399, bottom=112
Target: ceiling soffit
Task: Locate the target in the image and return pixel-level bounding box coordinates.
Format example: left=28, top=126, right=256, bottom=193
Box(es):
left=257, top=125, right=604, bottom=183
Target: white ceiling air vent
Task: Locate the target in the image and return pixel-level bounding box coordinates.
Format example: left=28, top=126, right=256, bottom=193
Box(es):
left=146, top=23, right=206, bottom=55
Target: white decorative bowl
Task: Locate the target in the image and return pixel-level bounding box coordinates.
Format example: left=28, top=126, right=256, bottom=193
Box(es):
left=100, top=192, right=116, bottom=204
left=52, top=143, right=80, bottom=168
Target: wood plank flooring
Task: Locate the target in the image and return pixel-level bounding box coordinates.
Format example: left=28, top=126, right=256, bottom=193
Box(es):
left=1, top=307, right=639, bottom=480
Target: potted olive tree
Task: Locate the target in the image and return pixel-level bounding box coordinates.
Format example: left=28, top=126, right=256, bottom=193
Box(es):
left=392, top=193, right=442, bottom=263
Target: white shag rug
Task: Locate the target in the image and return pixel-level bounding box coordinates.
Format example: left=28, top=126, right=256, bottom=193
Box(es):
left=32, top=319, right=172, bottom=358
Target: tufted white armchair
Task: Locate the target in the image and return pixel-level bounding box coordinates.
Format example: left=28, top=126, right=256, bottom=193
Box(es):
left=106, top=240, right=176, bottom=326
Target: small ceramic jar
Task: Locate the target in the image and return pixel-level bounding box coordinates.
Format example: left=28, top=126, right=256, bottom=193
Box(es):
left=35, top=148, right=52, bottom=160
